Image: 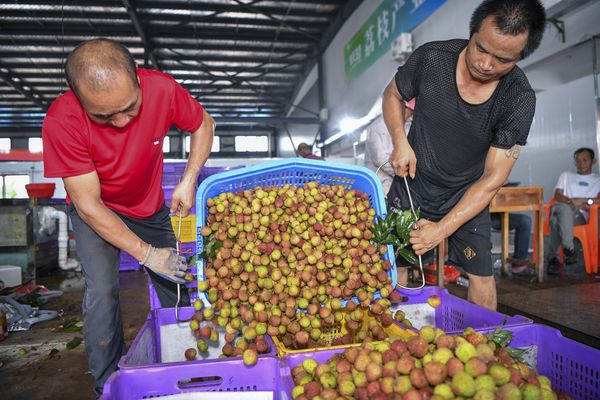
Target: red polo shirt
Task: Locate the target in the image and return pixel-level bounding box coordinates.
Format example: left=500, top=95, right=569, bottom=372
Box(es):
left=42, top=68, right=204, bottom=218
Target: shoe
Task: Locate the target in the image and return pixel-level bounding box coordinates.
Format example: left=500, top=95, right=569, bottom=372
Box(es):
left=513, top=266, right=536, bottom=276
left=507, top=257, right=532, bottom=267
left=547, top=257, right=563, bottom=275
left=564, top=248, right=578, bottom=265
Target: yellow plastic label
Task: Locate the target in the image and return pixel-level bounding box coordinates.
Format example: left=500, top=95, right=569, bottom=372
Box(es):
left=170, top=214, right=196, bottom=243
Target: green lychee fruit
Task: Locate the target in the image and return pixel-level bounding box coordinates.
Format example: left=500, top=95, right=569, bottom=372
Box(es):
left=419, top=326, right=436, bottom=343
left=489, top=364, right=511, bottom=386
left=521, top=383, right=541, bottom=400
left=433, top=383, right=454, bottom=400
left=475, top=375, right=496, bottom=392
left=319, top=372, right=336, bottom=389
left=303, top=358, right=318, bottom=375
left=291, top=385, right=304, bottom=399
left=451, top=371, right=476, bottom=398
left=455, top=342, right=478, bottom=363
left=538, top=375, right=552, bottom=390
left=432, top=347, right=454, bottom=364
left=196, top=339, right=208, bottom=353
left=338, top=380, right=356, bottom=396
left=473, top=388, right=496, bottom=400
left=393, top=375, right=413, bottom=394
left=540, top=388, right=557, bottom=400
left=242, top=348, right=258, bottom=366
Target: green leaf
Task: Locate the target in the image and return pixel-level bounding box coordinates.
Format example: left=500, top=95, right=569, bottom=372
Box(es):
left=61, top=319, right=83, bottom=333
left=505, top=347, right=526, bottom=361
left=66, top=337, right=82, bottom=350
left=397, top=248, right=418, bottom=266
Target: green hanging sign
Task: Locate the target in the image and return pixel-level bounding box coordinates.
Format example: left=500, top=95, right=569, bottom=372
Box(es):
left=344, top=0, right=446, bottom=81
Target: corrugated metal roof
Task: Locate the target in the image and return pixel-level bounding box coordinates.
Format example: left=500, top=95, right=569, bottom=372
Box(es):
left=0, top=0, right=360, bottom=134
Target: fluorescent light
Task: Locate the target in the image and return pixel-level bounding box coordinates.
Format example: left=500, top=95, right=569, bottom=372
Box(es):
left=339, top=117, right=360, bottom=133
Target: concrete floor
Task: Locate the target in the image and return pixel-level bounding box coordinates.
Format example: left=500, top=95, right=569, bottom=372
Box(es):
left=0, top=257, right=598, bottom=400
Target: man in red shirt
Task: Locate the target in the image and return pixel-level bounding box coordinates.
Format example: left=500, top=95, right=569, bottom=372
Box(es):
left=42, top=38, right=215, bottom=396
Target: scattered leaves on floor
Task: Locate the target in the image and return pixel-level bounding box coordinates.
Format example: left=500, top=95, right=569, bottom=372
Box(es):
left=66, top=337, right=82, bottom=350
left=58, top=318, right=83, bottom=333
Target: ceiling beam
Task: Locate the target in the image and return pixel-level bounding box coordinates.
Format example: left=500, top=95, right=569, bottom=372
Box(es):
left=0, top=67, right=48, bottom=111
left=0, top=38, right=313, bottom=54
left=0, top=10, right=329, bottom=31
left=121, top=0, right=160, bottom=69
left=232, top=0, right=319, bottom=42
left=0, top=24, right=316, bottom=44
left=11, top=1, right=340, bottom=18
left=286, top=0, right=362, bottom=117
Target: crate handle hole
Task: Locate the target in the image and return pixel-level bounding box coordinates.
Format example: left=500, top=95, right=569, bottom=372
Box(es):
left=177, top=375, right=223, bottom=389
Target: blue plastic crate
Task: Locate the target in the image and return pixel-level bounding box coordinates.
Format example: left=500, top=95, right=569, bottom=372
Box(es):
left=195, top=158, right=395, bottom=305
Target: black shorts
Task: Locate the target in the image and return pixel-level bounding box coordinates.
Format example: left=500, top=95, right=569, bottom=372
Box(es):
left=387, top=182, right=493, bottom=277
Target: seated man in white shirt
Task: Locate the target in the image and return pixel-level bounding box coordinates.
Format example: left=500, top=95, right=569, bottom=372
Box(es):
left=547, top=147, right=600, bottom=275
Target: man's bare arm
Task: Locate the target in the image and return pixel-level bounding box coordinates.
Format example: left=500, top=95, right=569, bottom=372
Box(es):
left=382, top=79, right=416, bottom=178
left=170, top=109, right=216, bottom=216
left=410, top=145, right=521, bottom=254
left=64, top=171, right=149, bottom=260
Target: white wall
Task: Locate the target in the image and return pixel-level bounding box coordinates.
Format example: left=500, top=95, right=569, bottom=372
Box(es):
left=509, top=74, right=599, bottom=201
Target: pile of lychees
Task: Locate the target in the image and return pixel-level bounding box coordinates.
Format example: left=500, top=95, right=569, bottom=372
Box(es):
left=196, top=183, right=399, bottom=353
left=291, top=326, right=568, bottom=400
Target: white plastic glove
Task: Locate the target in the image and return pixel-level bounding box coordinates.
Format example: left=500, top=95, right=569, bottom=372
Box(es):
left=140, top=245, right=187, bottom=284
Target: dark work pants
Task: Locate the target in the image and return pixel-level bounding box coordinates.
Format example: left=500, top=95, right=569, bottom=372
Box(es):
left=490, top=213, right=532, bottom=260
left=67, top=204, right=190, bottom=396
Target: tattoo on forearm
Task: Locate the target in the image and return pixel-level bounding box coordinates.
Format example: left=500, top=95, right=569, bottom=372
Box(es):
left=504, top=145, right=520, bottom=160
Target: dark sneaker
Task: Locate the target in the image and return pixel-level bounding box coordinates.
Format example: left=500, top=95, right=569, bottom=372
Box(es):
left=547, top=257, right=563, bottom=275
left=564, top=248, right=578, bottom=265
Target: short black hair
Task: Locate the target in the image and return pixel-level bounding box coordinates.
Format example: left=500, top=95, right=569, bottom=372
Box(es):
left=470, top=0, right=546, bottom=59
left=574, top=147, right=595, bottom=160
left=65, top=38, right=138, bottom=98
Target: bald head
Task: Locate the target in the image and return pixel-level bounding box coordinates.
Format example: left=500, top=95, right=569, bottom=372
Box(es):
left=66, top=38, right=138, bottom=99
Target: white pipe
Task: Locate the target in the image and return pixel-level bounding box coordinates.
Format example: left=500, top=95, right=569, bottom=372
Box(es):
left=51, top=210, right=81, bottom=271
left=39, top=207, right=81, bottom=271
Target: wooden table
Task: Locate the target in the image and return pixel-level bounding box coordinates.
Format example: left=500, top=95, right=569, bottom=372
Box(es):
left=489, top=186, right=545, bottom=282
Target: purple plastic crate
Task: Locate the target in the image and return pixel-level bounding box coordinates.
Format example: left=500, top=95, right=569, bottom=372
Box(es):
left=119, top=251, right=142, bottom=271
left=147, top=276, right=198, bottom=311
left=476, top=324, right=600, bottom=400
left=118, top=307, right=278, bottom=370
left=278, top=324, right=600, bottom=400
left=162, top=162, right=187, bottom=187
left=392, top=286, right=532, bottom=333
left=197, top=165, right=244, bottom=185
left=163, top=162, right=187, bottom=174
left=103, top=356, right=282, bottom=400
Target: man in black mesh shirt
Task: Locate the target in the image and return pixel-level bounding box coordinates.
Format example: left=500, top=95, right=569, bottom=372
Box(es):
left=383, top=0, right=545, bottom=310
